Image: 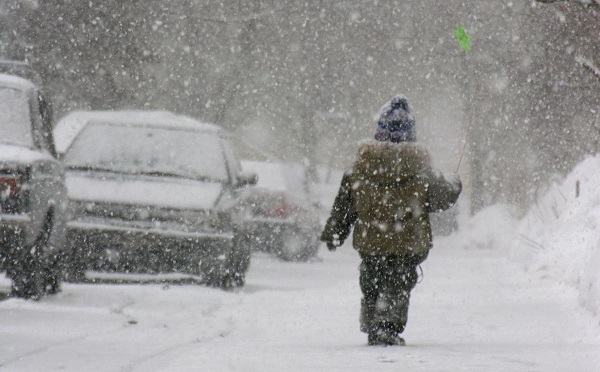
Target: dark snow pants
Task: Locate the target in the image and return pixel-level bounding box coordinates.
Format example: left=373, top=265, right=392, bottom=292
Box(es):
left=359, top=252, right=427, bottom=336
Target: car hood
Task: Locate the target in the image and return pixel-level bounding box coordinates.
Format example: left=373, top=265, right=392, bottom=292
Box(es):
left=66, top=172, right=224, bottom=210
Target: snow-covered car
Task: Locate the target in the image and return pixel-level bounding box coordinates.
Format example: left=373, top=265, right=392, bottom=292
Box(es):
left=236, top=160, right=321, bottom=261
left=0, top=71, right=68, bottom=299
left=53, top=111, right=257, bottom=288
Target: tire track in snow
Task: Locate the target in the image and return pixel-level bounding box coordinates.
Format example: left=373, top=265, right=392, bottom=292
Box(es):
left=0, top=295, right=137, bottom=369
left=0, top=321, right=135, bottom=369
left=118, top=296, right=240, bottom=372
left=118, top=321, right=236, bottom=372
left=0, top=285, right=240, bottom=371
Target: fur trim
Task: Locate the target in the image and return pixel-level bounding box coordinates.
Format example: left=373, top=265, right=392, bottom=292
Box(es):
left=353, top=139, right=432, bottom=183
left=356, top=139, right=431, bottom=163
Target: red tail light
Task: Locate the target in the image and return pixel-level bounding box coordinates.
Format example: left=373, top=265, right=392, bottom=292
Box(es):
left=263, top=200, right=292, bottom=219
left=0, top=172, right=29, bottom=214
left=0, top=176, right=20, bottom=198
left=252, top=193, right=294, bottom=219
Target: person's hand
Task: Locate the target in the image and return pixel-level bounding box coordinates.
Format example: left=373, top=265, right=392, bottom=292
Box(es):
left=326, top=242, right=337, bottom=252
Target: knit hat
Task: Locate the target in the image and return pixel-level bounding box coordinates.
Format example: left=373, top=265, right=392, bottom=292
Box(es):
left=374, top=94, right=416, bottom=143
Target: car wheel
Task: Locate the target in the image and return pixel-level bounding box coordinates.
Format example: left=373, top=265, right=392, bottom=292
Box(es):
left=44, top=254, right=63, bottom=294
left=62, top=242, right=86, bottom=283
left=44, top=270, right=62, bottom=295
left=205, top=270, right=234, bottom=289
left=10, top=214, right=63, bottom=299
left=277, top=229, right=312, bottom=262
left=207, top=257, right=248, bottom=289
left=197, top=256, right=233, bottom=289
left=230, top=238, right=251, bottom=287
left=10, top=233, right=48, bottom=300
left=11, top=265, right=45, bottom=300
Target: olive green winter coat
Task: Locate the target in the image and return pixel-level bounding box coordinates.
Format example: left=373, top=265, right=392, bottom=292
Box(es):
left=321, top=139, right=461, bottom=256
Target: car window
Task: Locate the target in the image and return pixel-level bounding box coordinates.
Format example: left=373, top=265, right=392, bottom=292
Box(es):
left=0, top=87, right=33, bottom=147
left=63, top=122, right=229, bottom=182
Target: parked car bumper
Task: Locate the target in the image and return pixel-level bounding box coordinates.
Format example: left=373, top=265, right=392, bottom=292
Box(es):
left=66, top=217, right=235, bottom=277
left=241, top=218, right=293, bottom=247
left=0, top=213, right=31, bottom=248
left=241, top=217, right=319, bottom=252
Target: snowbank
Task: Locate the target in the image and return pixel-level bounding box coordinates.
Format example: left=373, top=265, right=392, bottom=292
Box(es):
left=443, top=204, right=519, bottom=252
left=510, top=155, right=600, bottom=318
left=446, top=153, right=600, bottom=320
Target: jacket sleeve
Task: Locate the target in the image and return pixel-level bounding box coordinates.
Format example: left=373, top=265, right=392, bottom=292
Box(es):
left=425, top=169, right=462, bottom=213
left=320, top=172, right=358, bottom=247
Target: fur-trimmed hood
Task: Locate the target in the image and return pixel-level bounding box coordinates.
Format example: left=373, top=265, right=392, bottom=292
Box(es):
left=353, top=139, right=432, bottom=184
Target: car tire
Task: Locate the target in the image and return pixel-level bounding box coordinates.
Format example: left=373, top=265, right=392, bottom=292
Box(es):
left=230, top=239, right=251, bottom=287
left=10, top=231, right=49, bottom=300
left=207, top=245, right=250, bottom=289
left=205, top=270, right=234, bottom=289
left=41, top=251, right=63, bottom=294
left=277, top=228, right=314, bottom=262
left=44, top=267, right=62, bottom=295
left=62, top=243, right=86, bottom=283
left=10, top=214, right=63, bottom=299
left=197, top=255, right=233, bottom=290
left=11, top=264, right=45, bottom=300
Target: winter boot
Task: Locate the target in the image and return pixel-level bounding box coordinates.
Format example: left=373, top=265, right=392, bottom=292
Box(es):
left=378, top=332, right=406, bottom=346
left=368, top=330, right=406, bottom=346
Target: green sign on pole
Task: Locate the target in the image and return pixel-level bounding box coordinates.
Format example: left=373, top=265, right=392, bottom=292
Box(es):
left=454, top=24, right=471, bottom=52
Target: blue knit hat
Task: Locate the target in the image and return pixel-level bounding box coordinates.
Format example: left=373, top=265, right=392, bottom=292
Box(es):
left=374, top=94, right=416, bottom=143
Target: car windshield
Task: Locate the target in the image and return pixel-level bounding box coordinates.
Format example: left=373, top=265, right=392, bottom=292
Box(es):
left=63, top=122, right=228, bottom=182
left=0, top=87, right=32, bottom=147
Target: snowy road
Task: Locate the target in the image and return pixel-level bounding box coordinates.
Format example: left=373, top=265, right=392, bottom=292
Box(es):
left=1, top=237, right=599, bottom=372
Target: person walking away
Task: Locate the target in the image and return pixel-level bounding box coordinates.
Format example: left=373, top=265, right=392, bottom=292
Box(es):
left=320, top=94, right=462, bottom=346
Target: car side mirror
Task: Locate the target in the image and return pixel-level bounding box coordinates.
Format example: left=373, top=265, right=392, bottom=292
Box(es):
left=237, top=172, right=258, bottom=187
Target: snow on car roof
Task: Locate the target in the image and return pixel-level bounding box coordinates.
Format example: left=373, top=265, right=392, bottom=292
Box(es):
left=241, top=159, right=310, bottom=201
left=0, top=73, right=36, bottom=92
left=54, top=110, right=222, bottom=155
left=241, top=160, right=288, bottom=192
